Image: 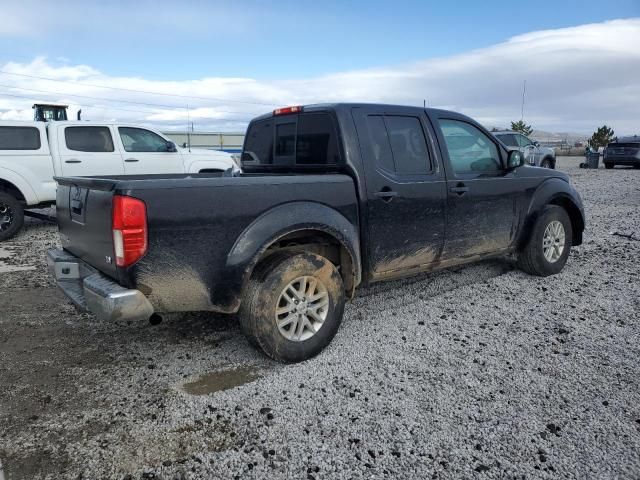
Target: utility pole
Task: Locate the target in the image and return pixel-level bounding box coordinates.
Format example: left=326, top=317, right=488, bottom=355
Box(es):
left=186, top=104, right=191, bottom=152
left=521, top=80, right=527, bottom=122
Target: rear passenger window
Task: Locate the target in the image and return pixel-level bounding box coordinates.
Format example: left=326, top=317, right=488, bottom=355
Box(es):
left=497, top=134, right=518, bottom=147
left=385, top=116, right=431, bottom=174
left=0, top=126, right=41, bottom=150
left=363, top=115, right=431, bottom=175
left=364, top=116, right=394, bottom=172
left=65, top=127, right=114, bottom=152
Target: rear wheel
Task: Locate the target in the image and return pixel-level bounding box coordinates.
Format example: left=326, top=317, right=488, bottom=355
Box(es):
left=517, top=205, right=572, bottom=277
left=540, top=158, right=554, bottom=169
left=604, top=163, right=614, bottom=169
left=0, top=192, right=24, bottom=242
left=239, top=252, right=345, bottom=363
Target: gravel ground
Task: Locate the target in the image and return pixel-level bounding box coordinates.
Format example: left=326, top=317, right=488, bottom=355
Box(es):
left=1, top=158, right=639, bottom=479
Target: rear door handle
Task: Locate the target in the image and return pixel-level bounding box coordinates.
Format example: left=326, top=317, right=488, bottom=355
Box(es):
left=374, top=189, right=398, bottom=201
left=124, top=158, right=139, bottom=163
left=449, top=185, right=469, bottom=195
left=65, top=160, right=81, bottom=164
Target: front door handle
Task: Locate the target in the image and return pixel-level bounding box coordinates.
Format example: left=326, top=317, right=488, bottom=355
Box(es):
left=449, top=184, right=469, bottom=196
left=124, top=158, right=139, bottom=163
left=65, top=160, right=81, bottom=164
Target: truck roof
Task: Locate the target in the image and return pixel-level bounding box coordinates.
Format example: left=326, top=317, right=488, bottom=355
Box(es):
left=248, top=103, right=467, bottom=122
left=0, top=120, right=45, bottom=127
left=0, top=120, right=167, bottom=130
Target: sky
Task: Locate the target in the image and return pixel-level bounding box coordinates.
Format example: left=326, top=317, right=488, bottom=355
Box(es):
left=0, top=0, right=639, bottom=134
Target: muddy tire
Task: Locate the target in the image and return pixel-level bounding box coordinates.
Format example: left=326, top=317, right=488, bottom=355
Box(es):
left=0, top=191, right=24, bottom=242
left=239, top=251, right=345, bottom=363
left=518, top=205, right=572, bottom=277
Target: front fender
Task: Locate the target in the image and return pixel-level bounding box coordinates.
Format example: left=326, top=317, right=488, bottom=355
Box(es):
left=522, top=178, right=585, bottom=246
left=224, top=201, right=361, bottom=307
left=0, top=165, right=40, bottom=205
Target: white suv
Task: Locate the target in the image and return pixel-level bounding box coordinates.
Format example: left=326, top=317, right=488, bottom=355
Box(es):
left=0, top=121, right=238, bottom=240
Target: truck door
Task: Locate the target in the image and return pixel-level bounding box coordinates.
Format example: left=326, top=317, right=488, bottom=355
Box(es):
left=352, top=107, right=446, bottom=280
left=116, top=127, right=184, bottom=174
left=433, top=115, right=519, bottom=259
left=59, top=125, right=124, bottom=176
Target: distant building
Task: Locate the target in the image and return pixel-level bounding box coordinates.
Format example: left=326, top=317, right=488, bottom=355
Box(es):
left=163, top=131, right=245, bottom=153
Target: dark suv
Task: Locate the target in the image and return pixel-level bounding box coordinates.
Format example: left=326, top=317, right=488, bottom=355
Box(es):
left=603, top=136, right=640, bottom=169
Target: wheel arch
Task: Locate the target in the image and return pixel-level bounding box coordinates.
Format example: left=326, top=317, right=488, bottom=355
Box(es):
left=522, top=179, right=585, bottom=247
left=548, top=195, right=584, bottom=245
left=226, top=202, right=362, bottom=304
left=0, top=177, right=28, bottom=203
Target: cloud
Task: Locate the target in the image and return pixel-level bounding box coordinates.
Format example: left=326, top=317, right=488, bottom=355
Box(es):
left=0, top=0, right=262, bottom=39
left=0, top=18, right=639, bottom=134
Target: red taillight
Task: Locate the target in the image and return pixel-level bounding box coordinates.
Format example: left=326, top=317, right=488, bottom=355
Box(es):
left=273, top=105, right=302, bottom=116
left=112, top=195, right=147, bottom=267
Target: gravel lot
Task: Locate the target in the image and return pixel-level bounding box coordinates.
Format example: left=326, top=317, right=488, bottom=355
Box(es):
left=1, top=157, right=639, bottom=479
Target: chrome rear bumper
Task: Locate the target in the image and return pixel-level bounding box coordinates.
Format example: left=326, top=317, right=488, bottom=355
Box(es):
left=47, top=249, right=154, bottom=321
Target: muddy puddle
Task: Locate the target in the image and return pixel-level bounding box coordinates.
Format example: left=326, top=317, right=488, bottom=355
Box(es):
left=183, top=366, right=261, bottom=395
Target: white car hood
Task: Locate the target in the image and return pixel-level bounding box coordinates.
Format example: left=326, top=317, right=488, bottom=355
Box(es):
left=181, top=147, right=232, bottom=160
left=179, top=147, right=239, bottom=172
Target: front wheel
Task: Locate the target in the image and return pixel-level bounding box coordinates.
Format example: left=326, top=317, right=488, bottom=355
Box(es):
left=540, top=158, right=554, bottom=169
left=240, top=252, right=345, bottom=363
left=604, top=163, right=614, bottom=169
left=0, top=192, right=24, bottom=242
left=517, top=205, right=572, bottom=276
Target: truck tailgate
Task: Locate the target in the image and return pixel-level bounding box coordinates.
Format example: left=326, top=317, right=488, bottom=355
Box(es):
left=55, top=177, right=119, bottom=279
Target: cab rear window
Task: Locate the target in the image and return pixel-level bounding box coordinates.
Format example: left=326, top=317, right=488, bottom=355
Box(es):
left=242, top=113, right=341, bottom=169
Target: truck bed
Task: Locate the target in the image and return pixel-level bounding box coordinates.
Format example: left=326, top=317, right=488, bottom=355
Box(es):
left=55, top=172, right=359, bottom=313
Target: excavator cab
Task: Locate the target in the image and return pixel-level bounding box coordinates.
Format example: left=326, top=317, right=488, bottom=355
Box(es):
left=33, top=103, right=69, bottom=122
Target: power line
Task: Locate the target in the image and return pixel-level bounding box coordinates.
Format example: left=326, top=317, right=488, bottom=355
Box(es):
left=0, top=82, right=262, bottom=117
left=0, top=70, right=279, bottom=107
left=0, top=91, right=254, bottom=122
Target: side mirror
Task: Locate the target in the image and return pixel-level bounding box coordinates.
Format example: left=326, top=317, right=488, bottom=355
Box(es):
left=166, top=141, right=177, bottom=152
left=507, top=150, right=524, bottom=169
left=533, top=141, right=540, bottom=147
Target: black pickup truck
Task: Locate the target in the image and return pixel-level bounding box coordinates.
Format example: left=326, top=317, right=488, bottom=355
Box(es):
left=48, top=103, right=585, bottom=362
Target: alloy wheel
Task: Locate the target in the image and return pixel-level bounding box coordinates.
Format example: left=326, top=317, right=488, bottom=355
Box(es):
left=542, top=220, right=566, bottom=263
left=0, top=202, right=13, bottom=231
left=275, top=275, right=329, bottom=341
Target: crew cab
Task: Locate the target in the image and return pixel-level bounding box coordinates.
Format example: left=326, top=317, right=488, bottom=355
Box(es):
left=48, top=104, right=585, bottom=363
left=0, top=121, right=238, bottom=240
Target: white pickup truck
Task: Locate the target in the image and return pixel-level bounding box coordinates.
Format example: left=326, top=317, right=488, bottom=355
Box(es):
left=0, top=121, right=238, bottom=240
